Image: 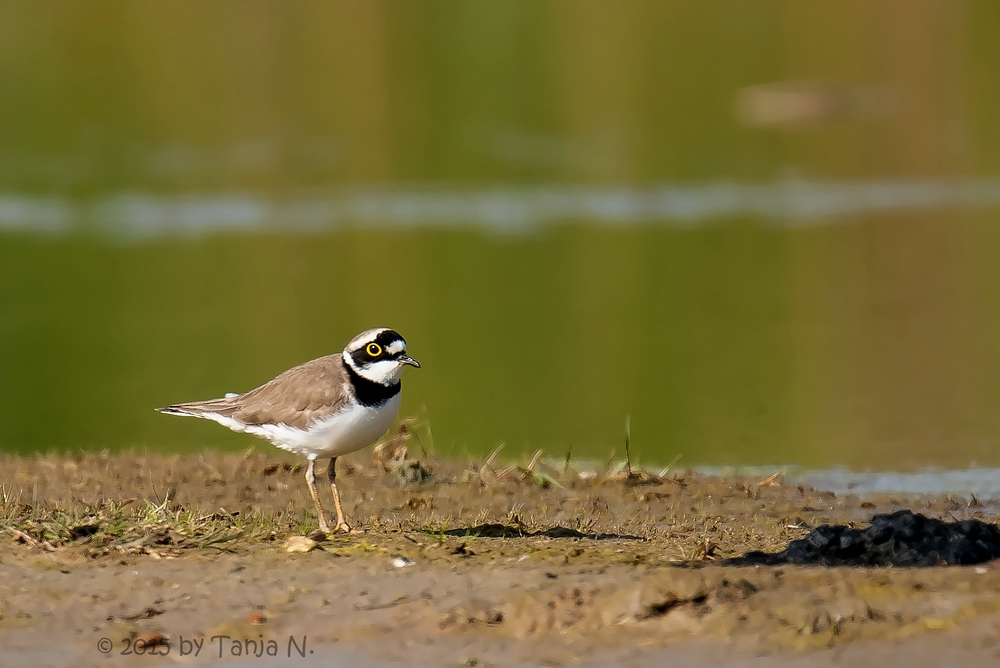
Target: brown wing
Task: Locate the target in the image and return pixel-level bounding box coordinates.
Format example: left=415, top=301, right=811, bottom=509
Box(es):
left=158, top=353, right=351, bottom=430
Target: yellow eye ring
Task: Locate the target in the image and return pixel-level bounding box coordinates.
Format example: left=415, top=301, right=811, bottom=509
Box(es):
left=366, top=342, right=382, bottom=357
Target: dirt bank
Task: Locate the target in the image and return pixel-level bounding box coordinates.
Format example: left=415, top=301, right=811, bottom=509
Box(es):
left=2, top=444, right=999, bottom=667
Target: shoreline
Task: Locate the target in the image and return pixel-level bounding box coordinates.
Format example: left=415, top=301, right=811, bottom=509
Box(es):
left=2, top=450, right=1000, bottom=667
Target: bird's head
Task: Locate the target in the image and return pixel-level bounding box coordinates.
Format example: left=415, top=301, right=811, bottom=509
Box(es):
left=342, top=327, right=420, bottom=386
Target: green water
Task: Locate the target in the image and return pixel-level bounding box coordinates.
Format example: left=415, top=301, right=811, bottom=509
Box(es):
left=3, top=2, right=1000, bottom=469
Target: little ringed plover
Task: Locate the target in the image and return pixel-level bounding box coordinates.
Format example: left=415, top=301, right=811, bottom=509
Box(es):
left=157, top=327, right=420, bottom=534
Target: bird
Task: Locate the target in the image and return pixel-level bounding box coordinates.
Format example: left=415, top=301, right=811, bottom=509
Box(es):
left=157, top=327, right=420, bottom=535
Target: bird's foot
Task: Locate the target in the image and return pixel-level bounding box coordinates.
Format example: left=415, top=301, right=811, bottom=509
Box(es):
left=333, top=522, right=352, bottom=534
left=308, top=525, right=333, bottom=541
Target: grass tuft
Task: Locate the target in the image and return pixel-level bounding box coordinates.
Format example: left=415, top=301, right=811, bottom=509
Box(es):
left=2, top=496, right=292, bottom=558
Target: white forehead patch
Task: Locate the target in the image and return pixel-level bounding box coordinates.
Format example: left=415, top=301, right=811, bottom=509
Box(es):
left=386, top=340, right=406, bottom=355
left=347, top=327, right=389, bottom=350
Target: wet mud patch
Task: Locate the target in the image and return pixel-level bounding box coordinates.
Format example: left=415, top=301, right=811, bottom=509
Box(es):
left=730, top=510, right=1000, bottom=567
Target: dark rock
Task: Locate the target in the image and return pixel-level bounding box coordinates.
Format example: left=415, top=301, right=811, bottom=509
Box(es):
left=69, top=524, right=100, bottom=540
left=729, top=510, right=1000, bottom=567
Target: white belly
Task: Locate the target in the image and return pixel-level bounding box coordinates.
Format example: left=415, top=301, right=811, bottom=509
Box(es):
left=215, top=394, right=402, bottom=460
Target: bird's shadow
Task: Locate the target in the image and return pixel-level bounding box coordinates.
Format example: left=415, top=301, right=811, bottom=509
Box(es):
left=441, top=523, right=644, bottom=541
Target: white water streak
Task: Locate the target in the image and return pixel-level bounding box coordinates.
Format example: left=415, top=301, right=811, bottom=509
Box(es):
left=3, top=177, right=1000, bottom=239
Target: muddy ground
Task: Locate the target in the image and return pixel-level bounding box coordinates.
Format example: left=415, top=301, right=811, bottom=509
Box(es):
left=2, top=439, right=1000, bottom=667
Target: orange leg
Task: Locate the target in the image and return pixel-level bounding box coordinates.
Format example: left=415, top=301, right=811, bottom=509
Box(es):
left=305, top=458, right=331, bottom=534
left=328, top=457, right=351, bottom=533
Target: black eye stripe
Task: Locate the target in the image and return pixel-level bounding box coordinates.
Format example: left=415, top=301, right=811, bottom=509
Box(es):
left=351, top=331, right=407, bottom=367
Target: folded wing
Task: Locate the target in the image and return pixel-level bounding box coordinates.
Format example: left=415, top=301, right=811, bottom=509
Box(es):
left=156, top=354, right=350, bottom=431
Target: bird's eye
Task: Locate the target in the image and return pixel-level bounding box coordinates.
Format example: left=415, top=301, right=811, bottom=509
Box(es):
left=366, top=343, right=382, bottom=357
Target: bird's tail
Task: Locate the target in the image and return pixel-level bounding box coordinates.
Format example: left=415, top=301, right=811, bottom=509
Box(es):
left=156, top=397, right=235, bottom=418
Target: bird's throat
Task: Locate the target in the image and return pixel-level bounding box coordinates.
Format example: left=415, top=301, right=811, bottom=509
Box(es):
left=343, top=359, right=401, bottom=407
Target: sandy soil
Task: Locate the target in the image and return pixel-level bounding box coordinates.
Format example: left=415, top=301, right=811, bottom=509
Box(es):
left=2, top=444, right=1000, bottom=667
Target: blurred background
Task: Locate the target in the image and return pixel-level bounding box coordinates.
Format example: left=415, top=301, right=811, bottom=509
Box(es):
left=3, top=1, right=1000, bottom=470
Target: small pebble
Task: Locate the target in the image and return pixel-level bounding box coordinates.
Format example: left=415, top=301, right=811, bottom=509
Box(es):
left=393, top=557, right=415, bottom=568
left=247, top=611, right=267, bottom=625
left=283, top=536, right=318, bottom=553
left=135, top=631, right=169, bottom=649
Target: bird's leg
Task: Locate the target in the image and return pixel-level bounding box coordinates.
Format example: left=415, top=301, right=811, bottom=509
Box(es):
left=327, top=457, right=351, bottom=533
left=305, top=458, right=331, bottom=535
